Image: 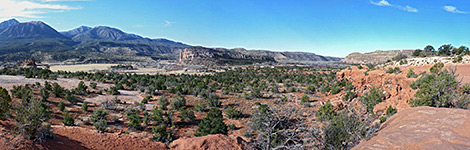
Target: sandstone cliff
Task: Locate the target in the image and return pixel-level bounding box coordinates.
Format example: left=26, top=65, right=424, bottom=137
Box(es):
left=179, top=46, right=341, bottom=65
left=341, top=50, right=414, bottom=64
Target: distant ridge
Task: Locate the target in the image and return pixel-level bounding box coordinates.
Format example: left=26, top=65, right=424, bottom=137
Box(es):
left=0, top=18, right=343, bottom=65
left=341, top=50, right=414, bottom=64
left=0, top=21, right=68, bottom=39
left=0, top=19, right=20, bottom=30
left=179, top=46, right=342, bottom=65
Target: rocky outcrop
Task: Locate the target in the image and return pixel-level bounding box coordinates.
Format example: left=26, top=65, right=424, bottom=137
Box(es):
left=169, top=134, right=247, bottom=150
left=179, top=46, right=341, bottom=66
left=337, top=66, right=415, bottom=113
left=341, top=50, right=414, bottom=64
left=354, top=106, right=470, bottom=149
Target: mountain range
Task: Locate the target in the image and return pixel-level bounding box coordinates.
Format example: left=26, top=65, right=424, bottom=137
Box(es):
left=0, top=19, right=340, bottom=65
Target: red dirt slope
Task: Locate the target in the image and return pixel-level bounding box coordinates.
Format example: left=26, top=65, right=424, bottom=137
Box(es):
left=354, top=106, right=470, bottom=150
left=169, top=134, right=247, bottom=150
left=47, top=126, right=169, bottom=150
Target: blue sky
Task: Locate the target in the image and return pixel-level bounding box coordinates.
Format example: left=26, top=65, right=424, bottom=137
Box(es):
left=1, top=0, right=470, bottom=57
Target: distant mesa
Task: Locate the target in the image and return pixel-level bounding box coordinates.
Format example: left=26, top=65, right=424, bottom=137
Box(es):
left=341, top=50, right=414, bottom=64
left=179, top=46, right=342, bottom=66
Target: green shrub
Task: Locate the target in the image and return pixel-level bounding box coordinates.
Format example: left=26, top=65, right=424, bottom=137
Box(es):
left=206, top=94, right=220, bottom=107
left=40, top=88, right=49, bottom=101
left=386, top=67, right=401, bottom=74
left=342, top=91, right=356, bottom=101
left=406, top=68, right=418, bottom=78
left=462, top=83, right=470, bottom=94
left=360, top=87, right=384, bottom=113
left=0, top=87, right=12, bottom=120
left=379, top=116, right=387, bottom=123
left=195, top=108, right=227, bottom=136
left=127, top=113, right=142, bottom=130
left=386, top=106, right=396, bottom=116
left=82, top=102, right=88, bottom=111
left=108, top=86, right=120, bottom=95
left=14, top=99, right=53, bottom=141
left=151, top=124, right=173, bottom=143
left=317, top=101, right=336, bottom=121
left=158, top=96, right=169, bottom=110
left=52, top=82, right=64, bottom=97
left=194, top=101, right=207, bottom=112
left=63, top=110, right=74, bottom=126
left=90, top=109, right=108, bottom=122
left=304, top=86, right=315, bottom=94
left=178, top=108, right=195, bottom=124
left=75, top=81, right=87, bottom=95
left=141, top=96, right=150, bottom=104
left=170, top=96, right=186, bottom=110
left=300, top=95, right=309, bottom=103
left=94, top=119, right=107, bottom=132
left=65, top=93, right=77, bottom=105
left=58, top=101, right=65, bottom=112
left=322, top=111, right=370, bottom=150
left=413, top=50, right=422, bottom=57
left=89, top=82, right=97, bottom=89
left=225, top=106, right=243, bottom=119
left=410, top=67, right=458, bottom=108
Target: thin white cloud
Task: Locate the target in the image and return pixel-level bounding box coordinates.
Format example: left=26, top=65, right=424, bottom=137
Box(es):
left=371, top=0, right=390, bottom=6
left=370, top=0, right=418, bottom=13
left=443, top=6, right=469, bottom=14
left=164, top=20, right=175, bottom=27
left=0, top=0, right=81, bottom=21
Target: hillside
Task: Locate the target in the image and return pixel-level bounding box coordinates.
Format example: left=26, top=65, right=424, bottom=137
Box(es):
left=0, top=19, right=190, bottom=63
left=179, top=46, right=342, bottom=66
left=341, top=50, right=414, bottom=64
left=0, top=19, right=338, bottom=65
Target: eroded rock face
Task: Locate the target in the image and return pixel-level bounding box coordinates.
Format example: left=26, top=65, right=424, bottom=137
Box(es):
left=337, top=66, right=415, bottom=113
left=169, top=134, right=247, bottom=150
left=341, top=50, right=414, bottom=64
left=179, top=46, right=341, bottom=66
left=354, top=106, right=470, bottom=150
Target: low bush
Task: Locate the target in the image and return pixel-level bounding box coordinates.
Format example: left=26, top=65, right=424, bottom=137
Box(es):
left=360, top=87, right=384, bottom=113
left=63, top=111, right=74, bottom=126
left=317, top=101, right=336, bottom=121
left=195, top=108, right=227, bottom=136
left=225, top=106, right=243, bottom=119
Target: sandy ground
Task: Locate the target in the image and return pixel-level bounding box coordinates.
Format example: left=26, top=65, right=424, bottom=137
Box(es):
left=49, top=64, right=118, bottom=72
left=0, top=75, right=106, bottom=90
left=0, top=75, right=146, bottom=107
left=47, top=64, right=214, bottom=75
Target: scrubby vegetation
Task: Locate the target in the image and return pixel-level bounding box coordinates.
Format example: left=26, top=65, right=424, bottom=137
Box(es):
left=0, top=65, right=391, bottom=149
left=410, top=63, right=461, bottom=108
left=360, top=87, right=385, bottom=113
left=0, top=87, right=12, bottom=120
left=195, top=108, right=227, bottom=136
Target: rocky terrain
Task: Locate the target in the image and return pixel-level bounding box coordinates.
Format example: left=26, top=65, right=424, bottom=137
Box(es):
left=179, top=46, right=342, bottom=66
left=341, top=50, right=414, bottom=64
left=355, top=106, right=470, bottom=149
left=385, top=55, right=470, bottom=66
